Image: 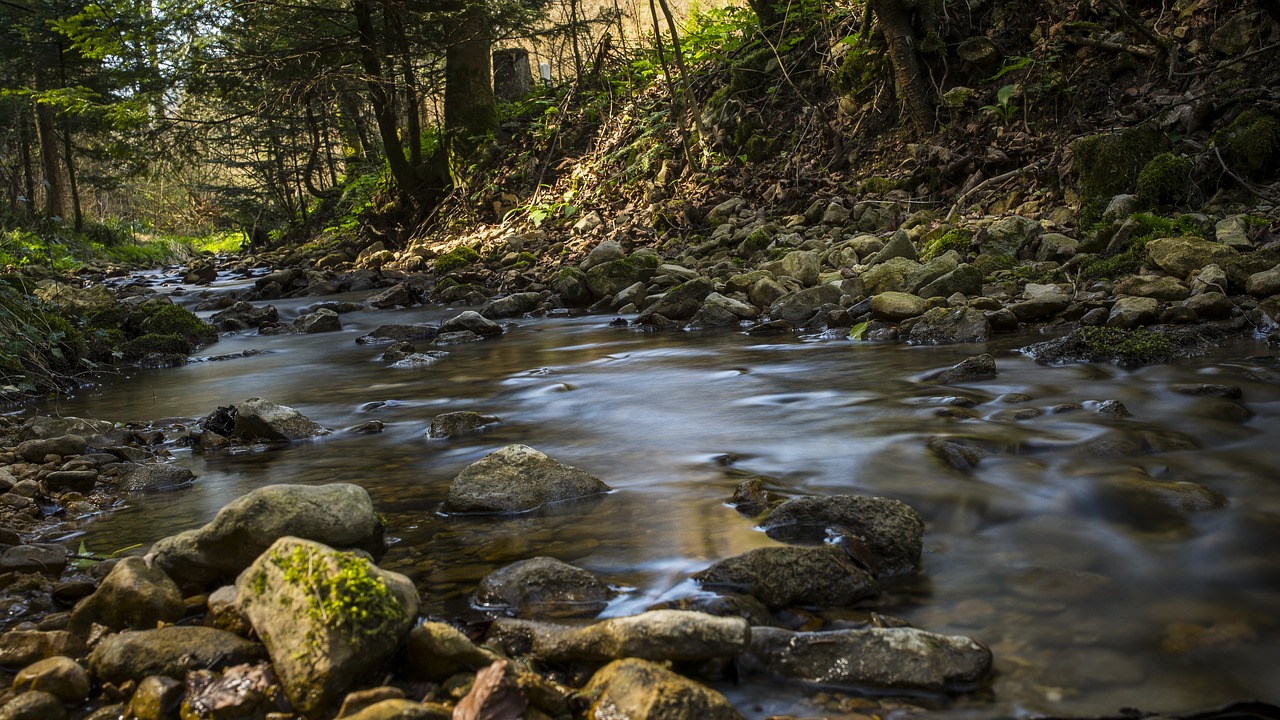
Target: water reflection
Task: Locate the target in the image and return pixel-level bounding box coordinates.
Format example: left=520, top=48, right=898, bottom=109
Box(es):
left=47, top=301, right=1280, bottom=718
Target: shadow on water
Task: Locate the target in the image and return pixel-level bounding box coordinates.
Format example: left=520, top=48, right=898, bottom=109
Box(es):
left=45, top=294, right=1280, bottom=718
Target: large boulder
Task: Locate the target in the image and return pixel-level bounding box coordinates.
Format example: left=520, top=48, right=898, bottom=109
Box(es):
left=870, top=292, right=927, bottom=321
left=581, top=658, right=744, bottom=720
left=982, top=215, right=1040, bottom=257
left=1107, top=296, right=1160, bottom=329
left=87, top=626, right=266, bottom=684
left=767, top=284, right=843, bottom=323
left=234, top=537, right=418, bottom=717
left=917, top=264, right=983, bottom=299
left=907, top=307, right=991, bottom=345
left=760, top=495, right=925, bottom=576
left=1145, top=236, right=1239, bottom=279
left=15, top=434, right=86, bottom=463
left=69, top=556, right=184, bottom=637
left=1011, top=283, right=1072, bottom=322
left=485, top=610, right=749, bottom=663
left=580, top=239, right=626, bottom=270
left=148, top=483, right=385, bottom=588
left=18, top=415, right=113, bottom=441
left=692, top=545, right=879, bottom=608
left=211, top=302, right=279, bottom=331
left=293, top=308, right=342, bottom=334
left=861, top=257, right=921, bottom=295
left=441, top=445, right=611, bottom=514
left=741, top=626, right=992, bottom=692
left=474, top=557, right=613, bottom=618
left=232, top=397, right=329, bottom=442
left=1114, top=275, right=1191, bottom=301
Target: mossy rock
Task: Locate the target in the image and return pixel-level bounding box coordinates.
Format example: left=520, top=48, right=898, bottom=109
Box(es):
left=920, top=228, right=972, bottom=262
left=1028, top=326, right=1177, bottom=368
left=1213, top=109, right=1280, bottom=179
left=121, top=333, right=191, bottom=365
left=1137, top=153, right=1193, bottom=207
left=134, top=303, right=218, bottom=348
left=434, top=246, right=481, bottom=273
left=1073, top=127, right=1170, bottom=225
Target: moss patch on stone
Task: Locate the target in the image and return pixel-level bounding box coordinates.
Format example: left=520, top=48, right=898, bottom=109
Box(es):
left=1137, top=153, right=1192, bottom=207
left=920, top=228, right=972, bottom=262
left=132, top=303, right=218, bottom=348
left=1213, top=109, right=1280, bottom=179
left=1028, top=326, right=1177, bottom=368
left=1076, top=213, right=1202, bottom=283
left=1073, top=127, right=1169, bottom=225
left=270, top=544, right=402, bottom=648
left=434, top=246, right=481, bottom=273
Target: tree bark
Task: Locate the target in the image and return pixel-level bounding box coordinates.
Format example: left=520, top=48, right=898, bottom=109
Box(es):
left=443, top=0, right=498, bottom=181
left=32, top=95, right=65, bottom=221
left=353, top=0, right=420, bottom=198
left=869, top=0, right=936, bottom=134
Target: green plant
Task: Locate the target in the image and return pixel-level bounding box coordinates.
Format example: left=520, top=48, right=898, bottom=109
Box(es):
left=981, top=84, right=1020, bottom=125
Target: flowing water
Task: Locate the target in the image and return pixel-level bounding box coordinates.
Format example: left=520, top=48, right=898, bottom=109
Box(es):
left=36, top=270, right=1280, bottom=718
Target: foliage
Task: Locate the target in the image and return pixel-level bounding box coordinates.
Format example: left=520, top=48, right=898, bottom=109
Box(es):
left=981, top=84, right=1020, bottom=125
left=0, top=279, right=85, bottom=398
left=1073, top=128, right=1169, bottom=225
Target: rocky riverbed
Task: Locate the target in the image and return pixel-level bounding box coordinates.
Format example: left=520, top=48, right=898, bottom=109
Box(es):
left=2, top=199, right=1279, bottom=718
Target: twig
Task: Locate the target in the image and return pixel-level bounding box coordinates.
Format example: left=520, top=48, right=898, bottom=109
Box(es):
left=1101, top=0, right=1170, bottom=53
left=946, top=157, right=1052, bottom=221
left=1172, top=41, right=1280, bottom=77
left=1212, top=147, right=1280, bottom=205
left=1063, top=34, right=1158, bottom=58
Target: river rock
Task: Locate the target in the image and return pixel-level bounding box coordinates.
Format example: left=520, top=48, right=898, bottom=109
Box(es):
left=486, top=610, right=749, bottom=663
left=441, top=444, right=611, bottom=514
left=862, top=257, right=920, bottom=295
left=918, top=264, right=983, bottom=299
left=1145, top=236, right=1239, bottom=278
left=482, top=292, right=543, bottom=318
left=293, top=307, right=341, bottom=334
left=433, top=330, right=482, bottom=345
left=1246, top=264, right=1280, bottom=297
left=368, top=282, right=415, bottom=308
left=760, top=495, right=924, bottom=576
left=870, top=292, right=927, bottom=321
left=693, top=545, right=879, bottom=609
left=234, top=537, right=419, bottom=717
left=581, top=239, right=626, bottom=270
left=15, top=434, right=86, bottom=463
left=148, top=482, right=385, bottom=588
left=18, top=415, right=114, bottom=441
left=87, top=626, right=266, bottom=685
left=926, top=353, right=997, bottom=384
left=211, top=302, right=278, bottom=331
left=69, top=556, right=184, bottom=637
left=869, top=230, right=918, bottom=265
left=768, top=284, right=843, bottom=323
left=0, top=631, right=83, bottom=668
left=357, top=323, right=439, bottom=344
left=474, top=557, right=613, bottom=618
left=341, top=699, right=451, bottom=720
left=232, top=397, right=329, bottom=441
left=1, top=544, right=68, bottom=574
left=761, top=250, right=821, bottom=286
left=441, top=310, right=504, bottom=336
left=12, top=656, right=91, bottom=704
left=582, top=658, right=744, bottom=720
left=1115, top=275, right=1191, bottom=301
left=129, top=674, right=183, bottom=720
left=1011, top=283, right=1071, bottom=322
left=1183, top=291, right=1233, bottom=320
left=42, top=470, right=98, bottom=494
left=1106, top=296, right=1160, bottom=329
left=117, top=462, right=195, bottom=492
left=404, top=622, right=502, bottom=682
left=983, top=215, right=1040, bottom=257
left=905, top=254, right=959, bottom=294
left=585, top=256, right=659, bottom=298
left=907, top=306, right=991, bottom=344
left=640, top=277, right=715, bottom=322
left=0, top=690, right=67, bottom=720
left=741, top=626, right=993, bottom=692
left=427, top=411, right=500, bottom=438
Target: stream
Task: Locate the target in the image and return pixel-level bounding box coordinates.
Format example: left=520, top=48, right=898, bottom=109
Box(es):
left=38, top=270, right=1280, bottom=719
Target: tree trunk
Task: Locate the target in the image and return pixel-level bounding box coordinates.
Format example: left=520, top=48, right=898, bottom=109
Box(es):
left=747, top=0, right=781, bottom=30
left=17, top=116, right=36, bottom=216
left=443, top=0, right=498, bottom=181
left=60, top=118, right=82, bottom=231
left=32, top=96, right=64, bottom=221
left=353, top=0, right=420, bottom=199
left=869, top=0, right=936, bottom=134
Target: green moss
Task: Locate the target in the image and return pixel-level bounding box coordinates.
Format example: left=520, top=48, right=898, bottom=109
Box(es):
left=743, top=227, right=772, bottom=252
left=1213, top=109, right=1280, bottom=179
left=1137, top=153, right=1192, bottom=207
left=270, top=544, right=402, bottom=648
left=434, top=246, right=481, bottom=273
left=120, top=333, right=190, bottom=364
left=833, top=42, right=884, bottom=96
left=1013, top=264, right=1066, bottom=284
left=920, top=228, right=972, bottom=262
left=856, top=177, right=900, bottom=195
left=1073, top=128, right=1169, bottom=225
left=1071, top=326, right=1176, bottom=367
left=132, top=303, right=217, bottom=348
left=1076, top=212, right=1202, bottom=282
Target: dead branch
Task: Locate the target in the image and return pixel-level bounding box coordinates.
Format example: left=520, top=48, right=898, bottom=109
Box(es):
left=1063, top=34, right=1158, bottom=58
left=946, top=157, right=1053, bottom=221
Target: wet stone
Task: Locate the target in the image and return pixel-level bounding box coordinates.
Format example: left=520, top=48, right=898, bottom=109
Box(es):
left=473, top=557, right=613, bottom=618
